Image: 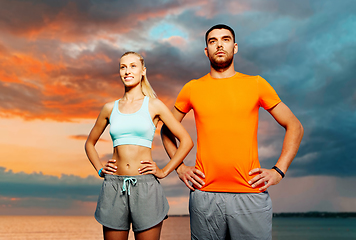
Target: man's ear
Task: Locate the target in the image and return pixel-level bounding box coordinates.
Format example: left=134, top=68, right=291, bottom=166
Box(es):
left=234, top=43, right=238, bottom=54
left=204, top=47, right=208, bottom=57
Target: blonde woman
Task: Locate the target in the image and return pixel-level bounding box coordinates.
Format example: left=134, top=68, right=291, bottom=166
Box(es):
left=85, top=52, right=193, bottom=240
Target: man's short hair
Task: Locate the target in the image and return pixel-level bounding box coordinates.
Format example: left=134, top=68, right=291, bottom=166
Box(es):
left=205, top=24, right=235, bottom=45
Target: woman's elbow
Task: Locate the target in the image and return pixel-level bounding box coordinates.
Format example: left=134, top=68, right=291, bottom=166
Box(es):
left=84, top=139, right=94, bottom=152
left=184, top=136, right=194, bottom=151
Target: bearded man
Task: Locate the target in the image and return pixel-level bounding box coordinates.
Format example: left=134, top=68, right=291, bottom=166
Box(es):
left=161, top=24, right=304, bottom=240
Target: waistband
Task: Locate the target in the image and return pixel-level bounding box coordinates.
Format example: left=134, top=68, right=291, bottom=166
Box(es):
left=104, top=174, right=157, bottom=182
left=104, top=174, right=157, bottom=196
left=192, top=189, right=269, bottom=195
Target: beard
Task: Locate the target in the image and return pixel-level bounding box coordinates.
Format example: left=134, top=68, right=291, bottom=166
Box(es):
left=208, top=51, right=234, bottom=71
left=209, top=55, right=234, bottom=71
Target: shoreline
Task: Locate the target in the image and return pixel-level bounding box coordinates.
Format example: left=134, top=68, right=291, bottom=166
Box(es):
left=1, top=212, right=356, bottom=218
left=169, top=212, right=356, bottom=218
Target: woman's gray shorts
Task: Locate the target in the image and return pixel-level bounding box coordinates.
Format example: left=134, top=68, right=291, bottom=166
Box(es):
left=95, top=174, right=169, bottom=232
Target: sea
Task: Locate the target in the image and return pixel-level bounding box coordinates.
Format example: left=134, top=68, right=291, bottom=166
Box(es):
left=0, top=216, right=355, bottom=240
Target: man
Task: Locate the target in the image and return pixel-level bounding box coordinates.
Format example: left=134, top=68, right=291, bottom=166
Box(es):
left=161, top=24, right=304, bottom=240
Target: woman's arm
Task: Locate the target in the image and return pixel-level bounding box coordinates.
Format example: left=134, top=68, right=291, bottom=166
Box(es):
left=160, top=108, right=205, bottom=189
left=85, top=102, right=113, bottom=176
left=140, top=99, right=194, bottom=178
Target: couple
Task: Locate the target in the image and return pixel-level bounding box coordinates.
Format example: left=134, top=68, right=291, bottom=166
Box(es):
left=85, top=24, right=304, bottom=240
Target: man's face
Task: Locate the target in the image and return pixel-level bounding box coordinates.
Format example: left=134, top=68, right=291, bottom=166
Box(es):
left=205, top=29, right=238, bottom=70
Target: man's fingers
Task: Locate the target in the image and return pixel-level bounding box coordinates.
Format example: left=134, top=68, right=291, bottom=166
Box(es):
left=248, top=175, right=260, bottom=185
left=191, top=174, right=205, bottom=187
left=189, top=176, right=203, bottom=189
left=194, top=169, right=206, bottom=179
left=249, top=167, right=262, bottom=175
left=184, top=179, right=195, bottom=191
left=259, top=182, right=271, bottom=191
left=251, top=178, right=266, bottom=188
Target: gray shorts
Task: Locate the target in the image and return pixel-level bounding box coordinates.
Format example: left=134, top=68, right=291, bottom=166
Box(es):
left=95, top=174, right=169, bottom=232
left=189, top=190, right=272, bottom=240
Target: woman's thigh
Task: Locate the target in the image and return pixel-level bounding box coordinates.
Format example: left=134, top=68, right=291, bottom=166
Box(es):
left=103, top=226, right=129, bottom=240
left=134, top=222, right=163, bottom=240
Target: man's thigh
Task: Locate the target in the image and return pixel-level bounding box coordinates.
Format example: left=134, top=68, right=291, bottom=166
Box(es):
left=227, top=192, right=272, bottom=240
left=189, top=190, right=272, bottom=240
left=189, top=190, right=228, bottom=240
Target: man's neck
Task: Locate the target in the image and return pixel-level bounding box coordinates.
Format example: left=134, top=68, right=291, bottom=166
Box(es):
left=209, top=63, right=236, bottom=79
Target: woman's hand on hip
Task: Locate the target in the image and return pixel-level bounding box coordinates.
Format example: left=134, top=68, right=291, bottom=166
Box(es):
left=138, top=160, right=165, bottom=179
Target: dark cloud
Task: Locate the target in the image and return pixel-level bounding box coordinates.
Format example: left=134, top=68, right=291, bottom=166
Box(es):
left=0, top=167, right=101, bottom=201
left=0, top=0, right=355, bottom=181
left=0, top=166, right=189, bottom=206
left=0, top=0, right=189, bottom=41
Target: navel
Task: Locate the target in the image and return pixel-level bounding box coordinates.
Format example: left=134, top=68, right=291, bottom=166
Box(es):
left=126, top=163, right=130, bottom=168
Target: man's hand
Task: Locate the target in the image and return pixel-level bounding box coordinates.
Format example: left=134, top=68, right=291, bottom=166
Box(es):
left=102, top=159, right=117, bottom=175
left=176, top=164, right=205, bottom=191
left=248, top=167, right=283, bottom=191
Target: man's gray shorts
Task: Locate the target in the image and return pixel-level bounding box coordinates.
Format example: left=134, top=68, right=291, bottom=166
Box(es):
left=189, top=190, right=272, bottom=240
left=95, top=174, right=169, bottom=232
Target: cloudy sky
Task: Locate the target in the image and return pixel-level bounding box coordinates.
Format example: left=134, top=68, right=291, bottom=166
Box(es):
left=0, top=0, right=355, bottom=216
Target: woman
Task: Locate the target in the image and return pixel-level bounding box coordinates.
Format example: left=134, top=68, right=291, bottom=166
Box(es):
left=85, top=51, right=193, bottom=240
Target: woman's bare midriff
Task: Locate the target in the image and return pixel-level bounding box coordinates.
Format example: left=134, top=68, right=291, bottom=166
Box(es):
left=111, top=145, right=153, bottom=176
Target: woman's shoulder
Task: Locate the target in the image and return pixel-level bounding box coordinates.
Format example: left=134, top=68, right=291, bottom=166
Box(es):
left=147, top=97, right=164, bottom=106
left=101, top=100, right=116, bottom=116
left=147, top=97, right=168, bottom=112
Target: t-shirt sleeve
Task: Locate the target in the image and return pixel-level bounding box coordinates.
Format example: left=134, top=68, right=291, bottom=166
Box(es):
left=257, top=76, right=281, bottom=110
left=174, top=81, right=193, bottom=113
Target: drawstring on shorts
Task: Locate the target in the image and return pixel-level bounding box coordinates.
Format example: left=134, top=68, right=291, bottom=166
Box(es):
left=121, top=177, right=137, bottom=195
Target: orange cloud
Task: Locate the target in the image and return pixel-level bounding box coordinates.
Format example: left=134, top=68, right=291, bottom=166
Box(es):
left=0, top=52, right=66, bottom=84
left=69, top=135, right=109, bottom=142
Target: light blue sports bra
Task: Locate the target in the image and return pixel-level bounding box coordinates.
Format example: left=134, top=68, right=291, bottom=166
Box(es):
left=109, top=96, right=156, bottom=148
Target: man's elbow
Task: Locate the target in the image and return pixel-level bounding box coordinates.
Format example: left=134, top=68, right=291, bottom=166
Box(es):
left=298, top=121, right=304, bottom=139
left=290, top=118, right=304, bottom=140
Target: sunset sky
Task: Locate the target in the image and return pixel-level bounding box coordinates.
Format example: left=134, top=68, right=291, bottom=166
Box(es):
left=1, top=0, right=355, bottom=216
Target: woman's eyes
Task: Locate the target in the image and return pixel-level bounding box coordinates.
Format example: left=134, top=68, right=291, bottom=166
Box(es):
left=120, top=65, right=136, bottom=69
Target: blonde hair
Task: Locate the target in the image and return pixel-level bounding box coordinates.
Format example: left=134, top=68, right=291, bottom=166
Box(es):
left=121, top=51, right=157, bottom=98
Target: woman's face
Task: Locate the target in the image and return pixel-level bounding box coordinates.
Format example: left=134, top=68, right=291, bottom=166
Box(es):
left=119, top=54, right=146, bottom=88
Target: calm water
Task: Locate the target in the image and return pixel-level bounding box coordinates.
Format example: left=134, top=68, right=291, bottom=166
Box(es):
left=0, top=216, right=355, bottom=240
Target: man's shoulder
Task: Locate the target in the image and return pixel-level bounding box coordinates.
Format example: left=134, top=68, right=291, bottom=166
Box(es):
left=189, top=73, right=210, bottom=83
left=182, top=74, right=209, bottom=88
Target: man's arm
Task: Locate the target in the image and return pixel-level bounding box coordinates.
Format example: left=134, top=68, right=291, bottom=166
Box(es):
left=161, top=107, right=205, bottom=190
left=248, top=102, right=304, bottom=191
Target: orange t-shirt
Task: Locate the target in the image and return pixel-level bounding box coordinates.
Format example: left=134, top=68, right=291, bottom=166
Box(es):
left=175, top=72, right=281, bottom=193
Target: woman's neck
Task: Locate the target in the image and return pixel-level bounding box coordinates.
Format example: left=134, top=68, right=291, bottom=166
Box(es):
left=122, top=87, right=145, bottom=101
